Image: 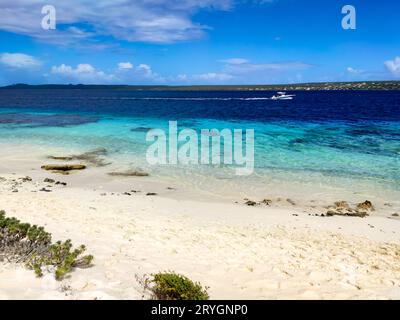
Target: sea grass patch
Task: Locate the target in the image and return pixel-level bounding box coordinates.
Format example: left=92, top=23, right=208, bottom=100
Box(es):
left=47, top=148, right=111, bottom=167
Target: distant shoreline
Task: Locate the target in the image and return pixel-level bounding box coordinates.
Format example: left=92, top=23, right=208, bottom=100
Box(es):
left=1, top=81, right=400, bottom=91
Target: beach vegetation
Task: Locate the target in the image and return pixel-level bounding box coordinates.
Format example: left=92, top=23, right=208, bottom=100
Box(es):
left=0, top=210, right=93, bottom=280
left=147, top=272, right=209, bottom=300
left=137, top=272, right=210, bottom=300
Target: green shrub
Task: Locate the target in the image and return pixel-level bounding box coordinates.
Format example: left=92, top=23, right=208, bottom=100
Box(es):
left=149, top=272, right=209, bottom=300
left=0, top=210, right=93, bottom=280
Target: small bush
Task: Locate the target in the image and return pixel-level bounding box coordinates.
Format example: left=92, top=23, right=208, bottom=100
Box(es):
left=0, top=210, right=93, bottom=280
left=148, top=272, right=209, bottom=300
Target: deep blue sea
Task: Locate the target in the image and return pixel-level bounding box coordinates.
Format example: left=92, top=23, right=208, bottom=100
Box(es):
left=0, top=89, right=399, bottom=200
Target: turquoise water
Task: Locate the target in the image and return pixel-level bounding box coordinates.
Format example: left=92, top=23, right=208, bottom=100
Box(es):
left=0, top=89, right=399, bottom=201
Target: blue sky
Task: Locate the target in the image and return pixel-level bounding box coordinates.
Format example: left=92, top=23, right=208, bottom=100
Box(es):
left=0, top=0, right=399, bottom=85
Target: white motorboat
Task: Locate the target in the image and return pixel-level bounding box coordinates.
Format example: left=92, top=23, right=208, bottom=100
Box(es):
left=270, top=92, right=295, bottom=100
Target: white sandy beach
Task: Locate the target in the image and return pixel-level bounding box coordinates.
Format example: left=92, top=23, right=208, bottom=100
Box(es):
left=1, top=144, right=400, bottom=300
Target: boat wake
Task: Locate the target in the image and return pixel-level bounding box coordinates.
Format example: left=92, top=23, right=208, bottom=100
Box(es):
left=89, top=97, right=273, bottom=101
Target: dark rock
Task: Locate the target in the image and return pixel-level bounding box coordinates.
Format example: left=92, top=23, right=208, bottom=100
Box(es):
left=324, top=200, right=371, bottom=218
left=261, top=199, right=272, bottom=206
left=146, top=192, right=157, bottom=196
left=245, top=200, right=257, bottom=206
left=41, top=164, right=86, bottom=172
left=334, top=201, right=350, bottom=210
left=356, top=200, right=375, bottom=211
left=326, top=210, right=368, bottom=218
left=44, top=178, right=56, bottom=183
left=286, top=198, right=296, bottom=206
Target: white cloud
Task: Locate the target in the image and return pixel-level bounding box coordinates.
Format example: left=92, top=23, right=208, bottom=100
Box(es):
left=171, top=58, right=312, bottom=84
left=50, top=63, right=115, bottom=83
left=223, top=59, right=311, bottom=74
left=0, top=53, right=41, bottom=68
left=137, top=64, right=152, bottom=75
left=220, top=58, right=249, bottom=65
left=384, top=57, right=400, bottom=77
left=132, top=63, right=163, bottom=81
left=52, top=64, right=93, bottom=75
left=193, top=72, right=234, bottom=81
left=48, top=61, right=164, bottom=84
left=0, top=1, right=233, bottom=45
left=118, top=62, right=133, bottom=70
left=170, top=72, right=234, bottom=84
left=177, top=74, right=188, bottom=81
left=347, top=67, right=364, bottom=74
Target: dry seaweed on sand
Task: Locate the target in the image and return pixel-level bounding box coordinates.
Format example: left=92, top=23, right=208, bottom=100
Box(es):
left=108, top=169, right=149, bottom=177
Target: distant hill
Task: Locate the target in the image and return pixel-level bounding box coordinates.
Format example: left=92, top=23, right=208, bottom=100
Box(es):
left=1, top=81, right=400, bottom=91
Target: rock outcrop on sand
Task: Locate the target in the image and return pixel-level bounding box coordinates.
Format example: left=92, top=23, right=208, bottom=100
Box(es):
left=356, top=200, right=375, bottom=212
left=244, top=200, right=257, bottom=206
left=244, top=198, right=273, bottom=207
left=326, top=200, right=375, bottom=218
left=41, top=164, right=86, bottom=174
